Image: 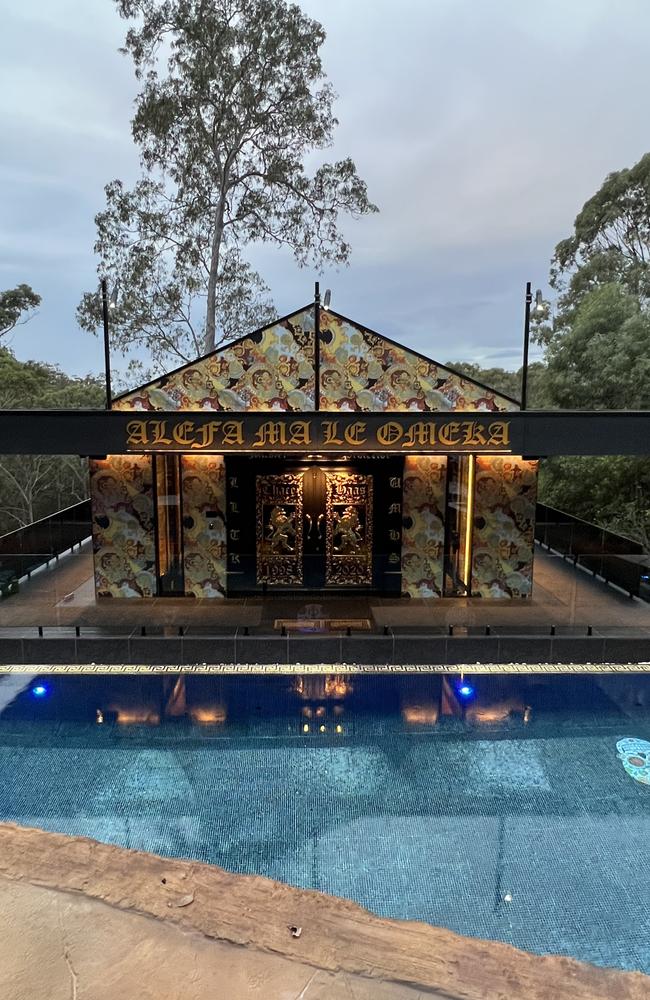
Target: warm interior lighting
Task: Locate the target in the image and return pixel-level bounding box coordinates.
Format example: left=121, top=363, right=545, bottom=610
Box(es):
left=189, top=706, right=226, bottom=724
left=335, top=724, right=343, bottom=734
left=324, top=676, right=352, bottom=698
left=463, top=454, right=475, bottom=589
left=115, top=710, right=161, bottom=725
left=402, top=704, right=439, bottom=725
left=302, top=723, right=310, bottom=733
left=96, top=709, right=104, bottom=724
left=319, top=724, right=326, bottom=733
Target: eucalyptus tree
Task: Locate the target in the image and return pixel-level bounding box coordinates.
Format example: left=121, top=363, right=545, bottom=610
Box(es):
left=77, top=0, right=377, bottom=371
left=0, top=285, right=41, bottom=342
left=536, top=152, right=650, bottom=347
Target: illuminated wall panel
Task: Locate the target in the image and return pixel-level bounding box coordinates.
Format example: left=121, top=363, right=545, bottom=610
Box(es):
left=89, top=456, right=156, bottom=598
left=401, top=455, right=448, bottom=597
left=181, top=455, right=227, bottom=598
left=471, top=456, right=538, bottom=598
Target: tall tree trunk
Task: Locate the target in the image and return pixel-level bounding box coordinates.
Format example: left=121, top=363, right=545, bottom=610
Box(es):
left=204, top=196, right=227, bottom=353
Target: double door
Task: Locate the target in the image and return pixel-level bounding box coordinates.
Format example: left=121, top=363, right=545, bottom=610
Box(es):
left=255, top=465, right=373, bottom=589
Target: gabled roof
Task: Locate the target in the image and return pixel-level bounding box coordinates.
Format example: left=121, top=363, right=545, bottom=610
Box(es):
left=113, top=302, right=519, bottom=413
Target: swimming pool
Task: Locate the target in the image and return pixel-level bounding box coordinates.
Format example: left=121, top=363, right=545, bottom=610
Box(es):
left=0, top=670, right=649, bottom=974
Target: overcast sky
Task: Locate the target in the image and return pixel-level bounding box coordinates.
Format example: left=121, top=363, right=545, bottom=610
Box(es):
left=2, top=0, right=650, bottom=381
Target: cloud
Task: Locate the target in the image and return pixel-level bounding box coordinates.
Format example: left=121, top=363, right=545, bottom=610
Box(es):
left=2, top=0, right=650, bottom=376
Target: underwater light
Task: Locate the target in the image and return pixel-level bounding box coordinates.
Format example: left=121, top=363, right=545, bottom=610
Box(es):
left=31, top=684, right=49, bottom=699
left=456, top=681, right=475, bottom=701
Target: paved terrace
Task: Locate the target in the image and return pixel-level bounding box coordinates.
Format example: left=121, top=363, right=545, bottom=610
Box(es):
left=1, top=542, right=649, bottom=667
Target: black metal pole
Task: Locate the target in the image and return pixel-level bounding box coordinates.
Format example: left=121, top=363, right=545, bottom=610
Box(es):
left=101, top=278, right=112, bottom=410
left=314, top=280, right=320, bottom=412
left=521, top=280, right=532, bottom=411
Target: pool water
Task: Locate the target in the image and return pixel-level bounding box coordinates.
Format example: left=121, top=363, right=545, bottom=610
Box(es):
left=0, top=671, right=649, bottom=974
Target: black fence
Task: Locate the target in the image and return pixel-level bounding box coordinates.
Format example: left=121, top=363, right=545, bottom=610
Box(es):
left=0, top=499, right=92, bottom=582
left=535, top=502, right=650, bottom=600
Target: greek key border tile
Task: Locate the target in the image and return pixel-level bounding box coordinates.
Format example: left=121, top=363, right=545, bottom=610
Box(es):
left=0, top=662, right=648, bottom=675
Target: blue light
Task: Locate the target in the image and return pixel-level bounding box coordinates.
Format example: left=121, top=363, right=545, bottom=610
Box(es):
left=31, top=684, right=49, bottom=699
left=456, top=682, right=475, bottom=700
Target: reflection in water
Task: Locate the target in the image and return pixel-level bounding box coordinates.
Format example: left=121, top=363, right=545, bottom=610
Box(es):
left=1, top=672, right=650, bottom=740
left=189, top=705, right=227, bottom=725
left=293, top=675, right=352, bottom=700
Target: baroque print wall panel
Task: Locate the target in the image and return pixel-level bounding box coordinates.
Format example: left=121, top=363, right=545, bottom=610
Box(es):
left=90, top=456, right=156, bottom=598
left=114, top=308, right=316, bottom=412
left=471, top=456, right=538, bottom=599
left=401, top=455, right=448, bottom=597
left=181, top=455, right=227, bottom=598
left=319, top=312, right=517, bottom=413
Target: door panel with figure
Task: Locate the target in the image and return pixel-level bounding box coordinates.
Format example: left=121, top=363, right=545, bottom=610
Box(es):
left=225, top=457, right=402, bottom=594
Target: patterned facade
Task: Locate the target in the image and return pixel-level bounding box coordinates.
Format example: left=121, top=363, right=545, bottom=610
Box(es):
left=471, top=457, right=538, bottom=598
left=113, top=308, right=316, bottom=412
left=319, top=311, right=516, bottom=412
left=401, top=456, right=448, bottom=597
left=181, top=456, right=227, bottom=598
left=90, top=300, right=536, bottom=600
left=89, top=456, right=156, bottom=598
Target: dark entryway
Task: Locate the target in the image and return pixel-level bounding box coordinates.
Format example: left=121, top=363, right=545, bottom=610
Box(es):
left=226, top=457, right=403, bottom=594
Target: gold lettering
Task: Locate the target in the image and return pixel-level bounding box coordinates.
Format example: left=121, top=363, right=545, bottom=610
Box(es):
left=229, top=501, right=239, bottom=513
left=172, top=421, right=197, bottom=447
left=389, top=529, right=400, bottom=541
left=376, top=421, right=402, bottom=447
left=460, top=421, right=487, bottom=447
left=252, top=421, right=287, bottom=448
left=438, top=421, right=461, bottom=446
left=229, top=477, right=238, bottom=488
left=289, top=420, right=311, bottom=446
left=151, top=420, right=172, bottom=446
left=126, top=420, right=149, bottom=447
left=388, top=502, right=401, bottom=514
left=194, top=421, right=220, bottom=449
left=230, top=552, right=240, bottom=564
left=344, top=421, right=367, bottom=446
left=321, top=420, right=343, bottom=445
left=401, top=422, right=435, bottom=449
left=230, top=529, right=240, bottom=541
left=222, top=420, right=244, bottom=446
left=488, top=420, right=510, bottom=448
left=388, top=552, right=400, bottom=564
left=389, top=476, right=402, bottom=489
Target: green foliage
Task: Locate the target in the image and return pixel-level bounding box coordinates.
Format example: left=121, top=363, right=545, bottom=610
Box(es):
left=78, top=0, right=377, bottom=373
left=444, top=361, right=552, bottom=409
left=0, top=284, right=41, bottom=341
left=551, top=152, right=650, bottom=310
left=527, top=152, right=650, bottom=548
left=0, top=349, right=104, bottom=533
left=544, top=283, right=650, bottom=410
left=539, top=456, right=650, bottom=552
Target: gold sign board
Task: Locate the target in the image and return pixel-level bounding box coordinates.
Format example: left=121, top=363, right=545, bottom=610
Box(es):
left=124, top=414, right=513, bottom=454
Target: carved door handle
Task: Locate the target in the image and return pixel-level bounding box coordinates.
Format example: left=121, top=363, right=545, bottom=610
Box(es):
left=306, top=513, right=313, bottom=538
left=317, top=513, right=324, bottom=540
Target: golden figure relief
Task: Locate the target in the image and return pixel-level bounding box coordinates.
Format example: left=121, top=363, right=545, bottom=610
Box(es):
left=332, top=506, right=364, bottom=554
left=256, top=474, right=304, bottom=585
left=325, top=474, right=373, bottom=586
left=265, top=506, right=296, bottom=554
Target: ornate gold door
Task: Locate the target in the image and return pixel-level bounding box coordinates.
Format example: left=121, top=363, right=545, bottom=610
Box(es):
left=325, top=473, right=373, bottom=586
left=256, top=474, right=303, bottom=584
